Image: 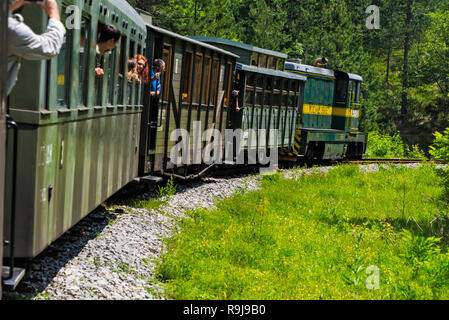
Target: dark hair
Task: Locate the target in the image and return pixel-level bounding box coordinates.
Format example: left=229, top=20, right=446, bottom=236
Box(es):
left=98, top=24, right=121, bottom=43
left=128, top=58, right=136, bottom=72
left=152, top=59, right=165, bottom=70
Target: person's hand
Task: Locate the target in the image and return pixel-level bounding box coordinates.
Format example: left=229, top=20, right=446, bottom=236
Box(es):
left=33, top=0, right=61, bottom=21
left=95, top=68, right=104, bottom=77
left=10, top=0, right=25, bottom=11
left=150, top=92, right=156, bottom=96
left=152, top=72, right=161, bottom=81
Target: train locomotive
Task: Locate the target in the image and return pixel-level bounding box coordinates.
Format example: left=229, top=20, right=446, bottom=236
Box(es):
left=1, top=0, right=366, bottom=291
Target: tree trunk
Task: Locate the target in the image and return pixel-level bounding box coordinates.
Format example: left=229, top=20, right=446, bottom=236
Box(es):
left=401, top=0, right=413, bottom=116
left=386, top=45, right=391, bottom=84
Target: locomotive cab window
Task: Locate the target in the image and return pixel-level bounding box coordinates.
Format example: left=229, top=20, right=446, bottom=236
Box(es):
left=335, top=79, right=347, bottom=101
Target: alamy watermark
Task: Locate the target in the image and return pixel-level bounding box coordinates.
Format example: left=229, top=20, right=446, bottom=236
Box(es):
left=169, top=121, right=279, bottom=174
left=366, top=5, right=380, bottom=30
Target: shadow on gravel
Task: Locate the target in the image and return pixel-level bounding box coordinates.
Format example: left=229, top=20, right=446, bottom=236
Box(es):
left=3, top=205, right=119, bottom=300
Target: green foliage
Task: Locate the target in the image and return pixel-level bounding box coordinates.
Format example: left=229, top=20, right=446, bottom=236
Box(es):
left=155, top=165, right=449, bottom=299
left=157, top=176, right=177, bottom=199
left=127, top=0, right=449, bottom=152
left=430, top=128, right=449, bottom=163
left=364, top=131, right=427, bottom=159
left=364, top=131, right=405, bottom=158
left=430, top=128, right=449, bottom=201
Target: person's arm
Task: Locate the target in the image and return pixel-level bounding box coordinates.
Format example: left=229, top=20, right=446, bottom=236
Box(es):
left=8, top=0, right=66, bottom=60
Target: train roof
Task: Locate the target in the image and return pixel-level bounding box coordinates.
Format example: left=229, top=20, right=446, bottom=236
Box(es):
left=146, top=25, right=240, bottom=59
left=284, top=62, right=335, bottom=78
left=188, top=36, right=288, bottom=59
left=285, top=61, right=363, bottom=81
left=109, top=0, right=146, bottom=30
left=236, top=63, right=307, bottom=82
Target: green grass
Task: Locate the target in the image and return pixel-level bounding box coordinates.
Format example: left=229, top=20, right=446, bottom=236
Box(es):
left=155, top=164, right=449, bottom=300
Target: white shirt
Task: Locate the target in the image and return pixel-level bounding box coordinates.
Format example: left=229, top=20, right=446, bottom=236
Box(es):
left=7, top=12, right=66, bottom=96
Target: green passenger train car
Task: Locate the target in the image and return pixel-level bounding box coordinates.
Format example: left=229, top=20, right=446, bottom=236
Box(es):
left=138, top=18, right=239, bottom=178
left=1, top=0, right=8, bottom=297
left=284, top=62, right=367, bottom=160
left=5, top=0, right=147, bottom=259
left=188, top=37, right=307, bottom=162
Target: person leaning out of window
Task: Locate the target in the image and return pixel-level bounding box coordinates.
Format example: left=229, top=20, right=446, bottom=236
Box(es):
left=150, top=59, right=165, bottom=97
left=127, top=54, right=149, bottom=85
left=95, top=24, right=121, bottom=77
left=7, top=0, right=66, bottom=96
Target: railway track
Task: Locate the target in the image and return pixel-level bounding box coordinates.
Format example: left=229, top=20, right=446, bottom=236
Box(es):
left=343, top=158, right=444, bottom=165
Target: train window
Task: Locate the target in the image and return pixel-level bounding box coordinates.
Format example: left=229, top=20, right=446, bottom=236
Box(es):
left=278, top=59, right=285, bottom=71
left=107, top=48, right=117, bottom=105
left=267, top=57, right=273, bottom=70
left=259, top=55, right=267, bottom=69
left=256, top=76, right=263, bottom=89
left=127, top=40, right=135, bottom=105
left=95, top=53, right=105, bottom=106
left=56, top=9, right=72, bottom=108
left=209, top=58, right=220, bottom=106
left=162, top=45, right=173, bottom=103
left=192, top=53, right=203, bottom=104
left=182, top=52, right=193, bottom=103
left=201, top=56, right=212, bottom=105
left=223, top=62, right=233, bottom=105
left=356, top=82, right=361, bottom=103
left=246, top=74, right=255, bottom=87
left=335, top=79, right=347, bottom=101
left=116, top=35, right=126, bottom=105
left=250, top=52, right=258, bottom=66
left=271, top=58, right=277, bottom=70
left=79, top=18, right=90, bottom=106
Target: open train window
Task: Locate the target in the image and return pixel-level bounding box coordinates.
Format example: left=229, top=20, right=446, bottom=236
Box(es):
left=115, top=35, right=126, bottom=105
left=201, top=56, right=212, bottom=105
left=223, top=61, right=233, bottom=105
left=95, top=53, right=104, bottom=106
left=259, top=55, right=267, bottom=69
left=209, top=58, right=220, bottom=106
left=79, top=18, right=90, bottom=106
left=127, top=40, right=135, bottom=105
left=335, top=79, right=347, bottom=101
left=107, top=47, right=117, bottom=105
left=278, top=59, right=285, bottom=71
left=182, top=52, right=193, bottom=103
left=250, top=52, right=258, bottom=66
left=192, top=53, right=203, bottom=104
left=56, top=8, right=72, bottom=108
left=162, top=45, right=173, bottom=103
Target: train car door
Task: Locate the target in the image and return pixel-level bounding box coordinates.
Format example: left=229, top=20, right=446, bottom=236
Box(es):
left=1, top=0, right=8, bottom=298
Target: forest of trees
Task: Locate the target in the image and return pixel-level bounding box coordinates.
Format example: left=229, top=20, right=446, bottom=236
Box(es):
left=129, top=0, right=449, bottom=151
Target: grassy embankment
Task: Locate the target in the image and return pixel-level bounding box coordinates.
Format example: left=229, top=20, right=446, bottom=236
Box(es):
left=155, top=164, right=449, bottom=299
